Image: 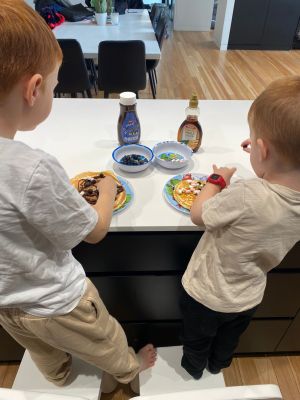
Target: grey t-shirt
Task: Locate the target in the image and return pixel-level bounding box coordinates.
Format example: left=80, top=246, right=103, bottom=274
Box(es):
left=182, top=178, right=300, bottom=313
left=0, top=137, right=98, bottom=316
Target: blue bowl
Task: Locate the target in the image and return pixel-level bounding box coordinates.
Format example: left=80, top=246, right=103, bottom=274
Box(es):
left=112, top=144, right=154, bottom=173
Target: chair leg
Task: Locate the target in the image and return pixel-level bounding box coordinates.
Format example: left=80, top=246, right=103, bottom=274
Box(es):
left=87, top=89, right=92, bottom=98
left=104, top=91, right=109, bottom=98
left=136, top=92, right=139, bottom=99
left=71, top=93, right=76, bottom=98
left=148, top=70, right=156, bottom=99
left=154, top=69, right=157, bottom=85
left=151, top=69, right=157, bottom=95
left=93, top=82, right=98, bottom=95
left=91, top=62, right=98, bottom=95
left=87, top=59, right=98, bottom=95
left=149, top=70, right=154, bottom=97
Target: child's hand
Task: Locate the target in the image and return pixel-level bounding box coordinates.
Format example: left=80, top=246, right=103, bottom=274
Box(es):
left=97, top=175, right=117, bottom=200
left=85, top=176, right=118, bottom=244
left=212, top=164, right=236, bottom=185
left=241, top=138, right=251, bottom=153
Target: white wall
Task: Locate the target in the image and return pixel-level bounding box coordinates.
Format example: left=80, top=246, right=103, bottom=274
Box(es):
left=213, top=0, right=235, bottom=50
left=174, top=0, right=214, bottom=31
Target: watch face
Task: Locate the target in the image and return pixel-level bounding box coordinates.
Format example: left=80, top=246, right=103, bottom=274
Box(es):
left=210, top=174, right=220, bottom=180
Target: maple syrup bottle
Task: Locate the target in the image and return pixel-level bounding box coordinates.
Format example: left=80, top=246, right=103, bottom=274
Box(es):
left=177, top=94, right=202, bottom=152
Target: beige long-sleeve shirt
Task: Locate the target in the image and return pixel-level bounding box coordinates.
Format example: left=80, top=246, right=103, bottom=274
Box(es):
left=182, top=178, right=300, bottom=313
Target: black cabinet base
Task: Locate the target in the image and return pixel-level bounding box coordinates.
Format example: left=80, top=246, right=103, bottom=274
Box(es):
left=122, top=319, right=292, bottom=355
left=122, top=322, right=182, bottom=352
left=228, top=0, right=300, bottom=50
left=0, top=327, right=24, bottom=361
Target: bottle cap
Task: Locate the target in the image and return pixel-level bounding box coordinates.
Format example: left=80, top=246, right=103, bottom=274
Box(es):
left=189, top=94, right=198, bottom=108
left=120, top=92, right=136, bottom=106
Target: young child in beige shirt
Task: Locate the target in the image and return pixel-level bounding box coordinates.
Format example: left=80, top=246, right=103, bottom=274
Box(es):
left=0, top=0, right=156, bottom=392
left=181, top=76, right=300, bottom=379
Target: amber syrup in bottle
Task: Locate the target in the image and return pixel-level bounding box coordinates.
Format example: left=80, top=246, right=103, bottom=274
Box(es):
left=177, top=94, right=202, bottom=152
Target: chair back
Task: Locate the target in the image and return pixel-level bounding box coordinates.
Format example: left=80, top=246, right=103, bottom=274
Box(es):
left=149, top=3, right=158, bottom=20
left=150, top=3, right=166, bottom=29
left=155, top=14, right=168, bottom=49
left=55, top=39, right=91, bottom=96
left=98, top=40, right=146, bottom=97
left=127, top=0, right=145, bottom=8
left=150, top=3, right=169, bottom=31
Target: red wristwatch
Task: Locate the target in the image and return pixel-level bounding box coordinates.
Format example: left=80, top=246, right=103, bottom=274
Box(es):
left=207, top=173, right=227, bottom=190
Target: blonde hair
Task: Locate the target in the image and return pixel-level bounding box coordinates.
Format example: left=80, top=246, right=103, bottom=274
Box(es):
left=248, top=76, right=300, bottom=167
left=0, top=0, right=62, bottom=101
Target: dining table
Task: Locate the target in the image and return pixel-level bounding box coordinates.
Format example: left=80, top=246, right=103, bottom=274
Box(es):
left=53, top=9, right=161, bottom=60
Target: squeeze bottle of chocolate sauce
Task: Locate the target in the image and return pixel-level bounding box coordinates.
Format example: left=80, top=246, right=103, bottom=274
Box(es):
left=118, top=92, right=141, bottom=145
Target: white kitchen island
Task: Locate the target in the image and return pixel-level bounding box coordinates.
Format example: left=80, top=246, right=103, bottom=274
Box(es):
left=16, top=98, right=253, bottom=232
left=7, top=98, right=299, bottom=368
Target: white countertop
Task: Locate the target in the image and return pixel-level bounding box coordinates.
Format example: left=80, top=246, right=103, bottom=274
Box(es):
left=16, top=99, right=254, bottom=232
left=53, top=10, right=161, bottom=60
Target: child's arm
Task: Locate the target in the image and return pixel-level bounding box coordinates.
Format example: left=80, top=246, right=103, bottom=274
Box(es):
left=84, top=176, right=117, bottom=244
left=190, top=164, right=236, bottom=226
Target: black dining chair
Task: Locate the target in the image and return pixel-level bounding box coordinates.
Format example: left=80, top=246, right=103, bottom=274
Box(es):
left=149, top=3, right=168, bottom=30
left=98, top=40, right=146, bottom=98
left=147, top=14, right=168, bottom=98
left=127, top=0, right=145, bottom=8
left=54, top=39, right=94, bottom=98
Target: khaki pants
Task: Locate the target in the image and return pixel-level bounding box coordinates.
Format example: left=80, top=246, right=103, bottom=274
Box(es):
left=0, top=279, right=140, bottom=386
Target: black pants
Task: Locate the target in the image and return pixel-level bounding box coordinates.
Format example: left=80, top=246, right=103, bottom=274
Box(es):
left=180, top=289, right=257, bottom=379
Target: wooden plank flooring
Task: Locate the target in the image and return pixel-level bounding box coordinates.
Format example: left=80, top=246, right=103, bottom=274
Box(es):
left=139, top=31, right=300, bottom=100
left=0, top=362, right=19, bottom=389
left=223, top=356, right=300, bottom=400
left=1, top=30, right=300, bottom=399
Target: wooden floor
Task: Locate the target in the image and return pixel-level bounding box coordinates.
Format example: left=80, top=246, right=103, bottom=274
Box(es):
left=139, top=30, right=300, bottom=100
left=1, top=31, right=300, bottom=399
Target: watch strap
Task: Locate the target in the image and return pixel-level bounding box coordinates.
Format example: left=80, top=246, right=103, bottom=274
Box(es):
left=207, top=174, right=227, bottom=190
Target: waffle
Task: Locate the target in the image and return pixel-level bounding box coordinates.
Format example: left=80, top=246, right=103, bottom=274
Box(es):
left=173, top=178, right=206, bottom=210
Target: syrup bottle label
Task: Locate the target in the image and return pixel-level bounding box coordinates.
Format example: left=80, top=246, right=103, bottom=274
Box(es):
left=121, top=112, right=140, bottom=144
left=182, top=124, right=198, bottom=141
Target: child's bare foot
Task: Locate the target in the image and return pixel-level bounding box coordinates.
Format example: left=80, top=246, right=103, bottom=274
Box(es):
left=137, top=344, right=157, bottom=372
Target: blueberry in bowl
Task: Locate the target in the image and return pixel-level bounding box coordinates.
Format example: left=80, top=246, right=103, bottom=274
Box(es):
left=112, top=144, right=153, bottom=172
left=120, top=154, right=148, bottom=166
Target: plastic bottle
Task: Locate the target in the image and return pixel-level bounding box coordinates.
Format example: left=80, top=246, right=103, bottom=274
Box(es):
left=177, top=94, right=202, bottom=152
left=118, top=92, right=141, bottom=145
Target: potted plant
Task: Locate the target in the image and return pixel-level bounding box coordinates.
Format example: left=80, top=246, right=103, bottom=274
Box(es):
left=92, top=0, right=107, bottom=25
left=107, top=0, right=113, bottom=14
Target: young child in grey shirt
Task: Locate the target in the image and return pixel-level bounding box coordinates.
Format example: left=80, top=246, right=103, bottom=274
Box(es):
left=0, top=0, right=156, bottom=392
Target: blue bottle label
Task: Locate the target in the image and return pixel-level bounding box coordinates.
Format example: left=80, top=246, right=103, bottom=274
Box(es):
left=121, top=112, right=140, bottom=144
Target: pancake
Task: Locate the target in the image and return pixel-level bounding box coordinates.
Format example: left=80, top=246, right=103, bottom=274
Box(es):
left=70, top=170, right=126, bottom=210
left=173, top=176, right=206, bottom=210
